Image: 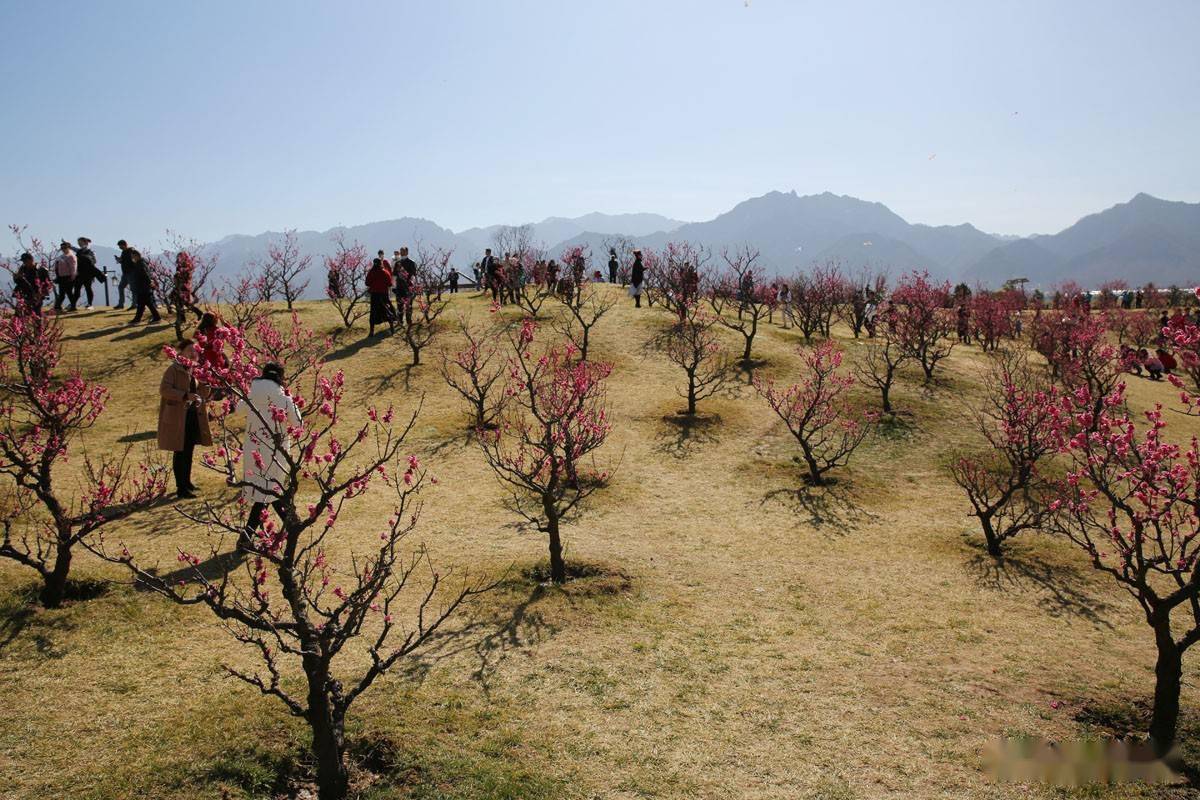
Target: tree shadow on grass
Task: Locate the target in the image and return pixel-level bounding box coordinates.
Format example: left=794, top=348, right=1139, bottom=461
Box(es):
left=0, top=578, right=105, bottom=655
left=370, top=363, right=417, bottom=393
left=759, top=480, right=877, bottom=534
left=63, top=323, right=133, bottom=342
left=966, top=541, right=1116, bottom=629
left=654, top=413, right=722, bottom=459
left=117, top=430, right=156, bottom=444
left=398, top=577, right=559, bottom=698
left=138, top=547, right=248, bottom=590
left=733, top=356, right=769, bottom=386
left=111, top=321, right=170, bottom=342
left=325, top=332, right=388, bottom=363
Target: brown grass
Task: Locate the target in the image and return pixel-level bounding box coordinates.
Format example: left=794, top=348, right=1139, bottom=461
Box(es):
left=1, top=290, right=1198, bottom=799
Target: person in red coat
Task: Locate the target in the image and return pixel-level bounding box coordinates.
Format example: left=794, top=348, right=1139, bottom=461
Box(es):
left=365, top=258, right=394, bottom=337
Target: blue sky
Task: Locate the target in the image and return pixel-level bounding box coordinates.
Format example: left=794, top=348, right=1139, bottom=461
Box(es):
left=1, top=0, right=1197, bottom=248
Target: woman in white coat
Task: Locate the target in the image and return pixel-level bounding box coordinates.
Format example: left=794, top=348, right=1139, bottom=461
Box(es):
left=237, top=362, right=302, bottom=548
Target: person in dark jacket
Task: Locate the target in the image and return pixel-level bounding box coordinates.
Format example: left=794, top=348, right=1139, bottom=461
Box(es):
left=478, top=249, right=494, bottom=295
left=13, top=252, right=50, bottom=315
left=127, top=248, right=162, bottom=324
left=365, top=257, right=394, bottom=337
left=114, top=239, right=134, bottom=308
left=395, top=246, right=417, bottom=324
left=608, top=249, right=619, bottom=283
left=630, top=249, right=645, bottom=308
left=448, top=267, right=460, bottom=294
left=72, top=237, right=102, bottom=309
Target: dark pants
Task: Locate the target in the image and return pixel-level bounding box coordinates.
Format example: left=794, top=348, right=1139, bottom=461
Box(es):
left=54, top=277, right=76, bottom=311
left=117, top=272, right=130, bottom=307
left=449, top=280, right=459, bottom=294
left=395, top=291, right=413, bottom=325
left=75, top=277, right=95, bottom=307
left=368, top=292, right=394, bottom=334
left=132, top=289, right=160, bottom=323
left=172, top=406, right=200, bottom=492
left=609, top=267, right=617, bottom=283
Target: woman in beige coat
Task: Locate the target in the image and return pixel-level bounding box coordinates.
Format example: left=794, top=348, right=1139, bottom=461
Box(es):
left=158, top=341, right=212, bottom=498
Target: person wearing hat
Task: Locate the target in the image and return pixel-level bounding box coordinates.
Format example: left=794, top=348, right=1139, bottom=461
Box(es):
left=52, top=241, right=78, bottom=312
left=236, top=362, right=301, bottom=550
left=630, top=249, right=645, bottom=308
left=13, top=252, right=50, bottom=315
left=72, top=237, right=102, bottom=310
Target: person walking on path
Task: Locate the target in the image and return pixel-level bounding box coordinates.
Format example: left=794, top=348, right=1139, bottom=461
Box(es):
left=158, top=341, right=212, bottom=499
left=52, top=241, right=78, bottom=312
left=478, top=249, right=495, bottom=296
left=365, top=257, right=394, bottom=337
left=127, top=248, right=161, bottom=324
left=237, top=362, right=301, bottom=551
left=72, top=237, right=102, bottom=309
left=114, top=239, right=134, bottom=308
left=630, top=249, right=645, bottom=308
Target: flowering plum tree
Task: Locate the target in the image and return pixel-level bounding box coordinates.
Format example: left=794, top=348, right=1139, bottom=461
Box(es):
left=949, top=350, right=1058, bottom=556
left=706, top=245, right=775, bottom=363
left=755, top=341, right=870, bottom=485
left=400, top=244, right=453, bottom=366
left=969, top=290, right=1021, bottom=352
left=0, top=311, right=166, bottom=607
left=646, top=242, right=708, bottom=321
left=258, top=229, right=312, bottom=310
left=439, top=317, right=507, bottom=430
left=552, top=276, right=618, bottom=362
left=478, top=320, right=614, bottom=583
left=653, top=307, right=733, bottom=416
left=1045, top=383, right=1200, bottom=754
left=217, top=269, right=271, bottom=331
left=787, top=263, right=844, bottom=342
left=324, top=232, right=369, bottom=330
left=887, top=271, right=956, bottom=382
left=101, top=329, right=486, bottom=800
left=856, top=335, right=910, bottom=416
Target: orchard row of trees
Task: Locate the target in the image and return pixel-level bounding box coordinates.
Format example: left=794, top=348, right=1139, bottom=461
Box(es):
left=949, top=304, right=1200, bottom=759
left=5, top=226, right=1200, bottom=790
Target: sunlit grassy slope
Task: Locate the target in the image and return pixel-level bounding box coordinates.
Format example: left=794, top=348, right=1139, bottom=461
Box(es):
left=2, top=288, right=1199, bottom=799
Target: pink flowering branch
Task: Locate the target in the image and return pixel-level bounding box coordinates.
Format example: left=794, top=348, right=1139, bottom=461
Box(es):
left=0, top=311, right=167, bottom=607
left=477, top=318, right=615, bottom=583
left=755, top=341, right=871, bottom=485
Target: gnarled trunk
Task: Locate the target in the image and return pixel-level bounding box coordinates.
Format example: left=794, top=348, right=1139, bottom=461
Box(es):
left=1149, top=619, right=1183, bottom=757
left=544, top=499, right=565, bottom=583
left=40, top=534, right=72, bottom=608
left=306, top=664, right=349, bottom=800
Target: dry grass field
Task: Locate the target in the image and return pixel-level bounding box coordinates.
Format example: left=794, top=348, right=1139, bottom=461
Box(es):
left=2, top=287, right=1199, bottom=799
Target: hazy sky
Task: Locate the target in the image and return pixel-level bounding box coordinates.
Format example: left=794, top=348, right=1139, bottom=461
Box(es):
left=2, top=0, right=1197, bottom=248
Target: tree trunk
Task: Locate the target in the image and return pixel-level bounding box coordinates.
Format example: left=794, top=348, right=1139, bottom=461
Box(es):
left=1149, top=620, right=1183, bottom=756
left=880, top=382, right=893, bottom=415
left=800, top=442, right=824, bottom=485
left=40, top=538, right=72, bottom=608
left=686, top=375, right=697, bottom=415
left=980, top=516, right=1002, bottom=558
left=545, top=506, right=566, bottom=584
left=741, top=335, right=752, bottom=363
left=307, top=670, right=349, bottom=800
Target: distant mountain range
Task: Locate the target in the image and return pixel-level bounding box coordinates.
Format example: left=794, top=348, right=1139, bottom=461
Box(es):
left=84, top=192, right=1199, bottom=298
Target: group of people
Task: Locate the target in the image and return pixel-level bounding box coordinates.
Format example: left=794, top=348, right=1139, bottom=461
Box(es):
left=364, top=247, right=428, bottom=337
left=471, top=247, right=647, bottom=307
left=1121, top=307, right=1200, bottom=380
left=156, top=312, right=300, bottom=549
left=12, top=237, right=162, bottom=324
